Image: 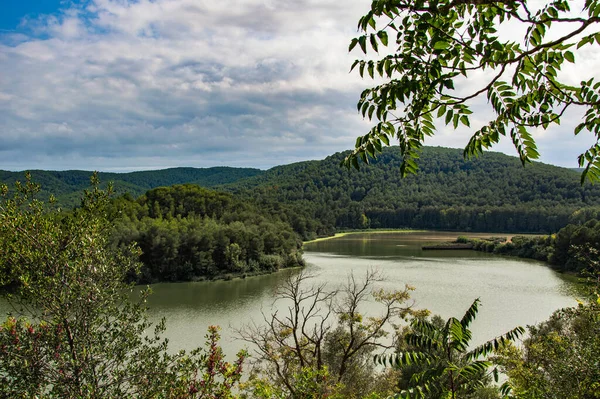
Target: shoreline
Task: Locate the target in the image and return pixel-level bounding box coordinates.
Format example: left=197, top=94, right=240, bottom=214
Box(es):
left=303, top=229, right=427, bottom=244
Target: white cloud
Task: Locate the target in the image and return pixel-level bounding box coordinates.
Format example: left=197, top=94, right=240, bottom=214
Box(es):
left=0, top=0, right=597, bottom=171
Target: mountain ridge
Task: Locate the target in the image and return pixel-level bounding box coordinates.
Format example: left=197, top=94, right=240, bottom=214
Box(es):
left=3, top=146, right=599, bottom=236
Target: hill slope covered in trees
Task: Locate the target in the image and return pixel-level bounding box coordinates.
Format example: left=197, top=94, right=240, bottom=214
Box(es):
left=0, top=167, right=262, bottom=208
left=4, top=147, right=600, bottom=238
left=223, top=147, right=600, bottom=238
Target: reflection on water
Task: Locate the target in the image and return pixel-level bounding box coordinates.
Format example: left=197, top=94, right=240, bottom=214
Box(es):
left=0, top=232, right=578, bottom=358
left=142, top=232, right=576, bottom=356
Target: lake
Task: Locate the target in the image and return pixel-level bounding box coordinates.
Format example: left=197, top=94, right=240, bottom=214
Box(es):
left=0, top=231, right=578, bottom=358
left=142, top=231, right=577, bottom=356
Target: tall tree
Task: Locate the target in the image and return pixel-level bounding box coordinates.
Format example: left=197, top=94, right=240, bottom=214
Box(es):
left=347, top=0, right=600, bottom=183
left=0, top=174, right=245, bottom=398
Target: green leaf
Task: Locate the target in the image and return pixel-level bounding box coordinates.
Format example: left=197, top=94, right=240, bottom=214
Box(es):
left=445, top=110, right=453, bottom=125
left=564, top=51, right=575, bottom=63
left=370, top=34, right=379, bottom=52
left=377, top=30, right=389, bottom=46
left=437, top=105, right=447, bottom=118
left=359, top=36, right=367, bottom=54
left=460, top=115, right=470, bottom=127
left=433, top=41, right=449, bottom=50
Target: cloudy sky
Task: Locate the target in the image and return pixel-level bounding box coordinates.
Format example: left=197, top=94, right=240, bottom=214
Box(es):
left=0, top=0, right=597, bottom=172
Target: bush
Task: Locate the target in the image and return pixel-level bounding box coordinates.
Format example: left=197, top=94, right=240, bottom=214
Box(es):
left=0, top=174, right=246, bottom=398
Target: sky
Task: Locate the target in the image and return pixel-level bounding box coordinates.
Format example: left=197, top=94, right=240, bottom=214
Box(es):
left=0, top=0, right=598, bottom=172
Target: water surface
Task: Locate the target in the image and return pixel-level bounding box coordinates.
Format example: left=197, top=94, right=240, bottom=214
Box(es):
left=145, top=231, right=577, bottom=354
left=0, top=232, right=578, bottom=358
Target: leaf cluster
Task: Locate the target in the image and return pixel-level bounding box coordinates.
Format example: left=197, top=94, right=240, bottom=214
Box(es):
left=375, top=299, right=524, bottom=398
left=346, top=0, right=600, bottom=183
left=0, top=174, right=247, bottom=398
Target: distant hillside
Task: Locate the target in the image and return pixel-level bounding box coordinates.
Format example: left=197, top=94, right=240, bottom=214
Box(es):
left=3, top=147, right=600, bottom=236
left=0, top=167, right=262, bottom=208
left=222, top=147, right=600, bottom=237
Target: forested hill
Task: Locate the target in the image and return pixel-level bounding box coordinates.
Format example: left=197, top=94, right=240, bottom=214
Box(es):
left=4, top=147, right=600, bottom=237
left=0, top=167, right=261, bottom=208
left=223, top=147, right=600, bottom=238
left=108, top=184, right=303, bottom=283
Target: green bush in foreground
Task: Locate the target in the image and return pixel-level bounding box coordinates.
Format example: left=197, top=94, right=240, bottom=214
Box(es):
left=0, top=174, right=245, bottom=398
left=495, top=303, right=600, bottom=399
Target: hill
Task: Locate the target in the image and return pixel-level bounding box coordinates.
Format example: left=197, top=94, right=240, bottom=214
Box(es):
left=0, top=167, right=262, bottom=208
left=3, top=147, right=600, bottom=237
left=222, top=147, right=600, bottom=238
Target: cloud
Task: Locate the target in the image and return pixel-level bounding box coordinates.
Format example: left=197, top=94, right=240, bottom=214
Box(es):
left=0, top=0, right=597, bottom=171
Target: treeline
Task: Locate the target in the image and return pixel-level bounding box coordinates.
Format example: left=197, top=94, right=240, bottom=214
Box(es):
left=5, top=147, right=600, bottom=238
left=225, top=147, right=600, bottom=238
left=108, top=184, right=303, bottom=283
left=463, top=217, right=600, bottom=274
left=0, top=167, right=261, bottom=209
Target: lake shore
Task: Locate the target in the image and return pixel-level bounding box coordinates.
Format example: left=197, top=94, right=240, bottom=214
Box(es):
left=303, top=229, right=427, bottom=244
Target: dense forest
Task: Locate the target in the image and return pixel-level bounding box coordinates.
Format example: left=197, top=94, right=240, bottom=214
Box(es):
left=5, top=146, right=600, bottom=280
left=0, top=167, right=261, bottom=208
left=4, top=147, right=600, bottom=240
left=107, top=184, right=303, bottom=283
left=224, top=147, right=600, bottom=239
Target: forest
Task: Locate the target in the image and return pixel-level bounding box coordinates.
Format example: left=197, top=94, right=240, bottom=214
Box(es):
left=225, top=147, right=600, bottom=239
left=107, top=184, right=303, bottom=283
left=0, top=166, right=261, bottom=209
left=4, top=146, right=600, bottom=283
left=4, top=147, right=600, bottom=242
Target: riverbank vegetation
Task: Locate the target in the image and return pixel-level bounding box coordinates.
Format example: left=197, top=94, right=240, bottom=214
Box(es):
left=108, top=184, right=304, bottom=283
left=459, top=218, right=600, bottom=276
left=1, top=175, right=599, bottom=398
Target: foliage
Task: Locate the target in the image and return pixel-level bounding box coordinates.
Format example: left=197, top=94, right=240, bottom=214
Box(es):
left=0, top=167, right=261, bottom=209
left=232, top=147, right=600, bottom=238
left=346, top=0, right=600, bottom=183
left=5, top=147, right=600, bottom=242
left=238, top=270, right=424, bottom=399
left=467, top=218, right=600, bottom=274
left=495, top=303, right=600, bottom=399
left=108, top=184, right=303, bottom=283
left=0, top=174, right=246, bottom=398
left=375, top=299, right=525, bottom=399
left=241, top=366, right=345, bottom=399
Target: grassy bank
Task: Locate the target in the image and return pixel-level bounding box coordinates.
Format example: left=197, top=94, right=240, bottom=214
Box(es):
left=303, top=229, right=427, bottom=244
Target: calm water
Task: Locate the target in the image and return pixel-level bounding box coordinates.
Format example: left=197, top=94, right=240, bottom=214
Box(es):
left=0, top=232, right=578, bottom=358
left=144, top=231, right=577, bottom=356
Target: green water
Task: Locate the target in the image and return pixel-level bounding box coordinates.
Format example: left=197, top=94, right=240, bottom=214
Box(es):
left=0, top=232, right=578, bottom=358
left=141, top=231, right=577, bottom=356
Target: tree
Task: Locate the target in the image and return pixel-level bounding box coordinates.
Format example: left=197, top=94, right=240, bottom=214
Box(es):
left=346, top=0, right=600, bottom=183
left=375, top=298, right=525, bottom=399
left=0, top=174, right=246, bottom=398
left=494, top=303, right=600, bottom=399
left=237, top=269, right=425, bottom=398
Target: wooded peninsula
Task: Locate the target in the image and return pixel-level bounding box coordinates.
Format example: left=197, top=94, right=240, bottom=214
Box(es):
left=2, top=146, right=600, bottom=282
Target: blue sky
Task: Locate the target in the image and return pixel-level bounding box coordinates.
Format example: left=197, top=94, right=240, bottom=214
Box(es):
left=0, top=0, right=597, bottom=172
left=1, top=1, right=64, bottom=31
left=0, top=0, right=68, bottom=31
